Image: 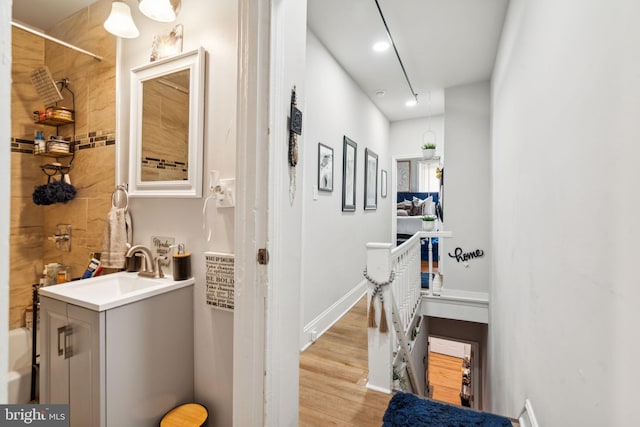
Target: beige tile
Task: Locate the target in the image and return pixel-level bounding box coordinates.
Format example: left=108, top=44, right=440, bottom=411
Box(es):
left=47, top=8, right=90, bottom=55
left=12, top=28, right=44, bottom=139
left=11, top=197, right=43, bottom=229
left=88, top=74, right=116, bottom=131
left=43, top=42, right=66, bottom=80
left=72, top=145, right=116, bottom=195
left=11, top=153, right=43, bottom=199
left=43, top=197, right=88, bottom=232
left=87, top=0, right=114, bottom=42
left=10, top=232, right=44, bottom=329
left=10, top=0, right=118, bottom=323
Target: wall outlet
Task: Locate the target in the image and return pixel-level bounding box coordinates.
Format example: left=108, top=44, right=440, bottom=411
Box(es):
left=310, top=329, right=318, bottom=342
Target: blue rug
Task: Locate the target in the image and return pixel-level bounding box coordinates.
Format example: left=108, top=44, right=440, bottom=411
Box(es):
left=382, top=392, right=512, bottom=427
left=420, top=272, right=433, bottom=289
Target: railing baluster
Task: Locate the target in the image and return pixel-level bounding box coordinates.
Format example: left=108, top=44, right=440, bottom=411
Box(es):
left=366, top=233, right=423, bottom=393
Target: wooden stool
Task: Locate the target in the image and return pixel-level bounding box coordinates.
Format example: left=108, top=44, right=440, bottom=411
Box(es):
left=160, top=403, right=208, bottom=427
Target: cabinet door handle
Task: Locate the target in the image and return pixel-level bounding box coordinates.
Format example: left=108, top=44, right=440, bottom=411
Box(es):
left=64, top=326, right=73, bottom=359
left=57, top=326, right=65, bottom=356
left=57, top=325, right=74, bottom=358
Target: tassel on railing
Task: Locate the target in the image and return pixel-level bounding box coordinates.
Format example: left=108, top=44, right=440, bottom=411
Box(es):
left=368, top=290, right=378, bottom=328
left=379, top=299, right=388, bottom=333
left=363, top=268, right=395, bottom=333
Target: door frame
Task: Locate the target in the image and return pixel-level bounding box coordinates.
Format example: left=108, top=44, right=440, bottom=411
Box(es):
left=233, top=0, right=270, bottom=425
left=234, top=0, right=306, bottom=425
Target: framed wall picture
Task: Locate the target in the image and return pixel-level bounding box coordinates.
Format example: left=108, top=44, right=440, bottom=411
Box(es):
left=318, top=143, right=334, bottom=192
left=364, top=148, right=378, bottom=210
left=397, top=160, right=411, bottom=192
left=381, top=169, right=388, bottom=198
left=342, top=136, right=357, bottom=211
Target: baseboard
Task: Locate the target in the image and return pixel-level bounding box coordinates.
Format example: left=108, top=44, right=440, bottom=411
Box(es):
left=365, top=382, right=391, bottom=394
left=300, top=280, right=367, bottom=351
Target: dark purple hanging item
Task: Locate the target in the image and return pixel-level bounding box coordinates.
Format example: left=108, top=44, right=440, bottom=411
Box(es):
left=32, top=173, right=76, bottom=205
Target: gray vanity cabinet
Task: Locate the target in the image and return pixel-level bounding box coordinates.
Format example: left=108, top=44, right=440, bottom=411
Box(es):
left=40, top=296, right=103, bottom=426
left=40, top=285, right=194, bottom=427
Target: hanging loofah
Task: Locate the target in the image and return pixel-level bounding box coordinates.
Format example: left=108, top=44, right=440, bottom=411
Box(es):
left=32, top=174, right=77, bottom=205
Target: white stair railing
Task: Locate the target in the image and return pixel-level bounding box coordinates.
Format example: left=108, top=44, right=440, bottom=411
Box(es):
left=365, top=233, right=423, bottom=394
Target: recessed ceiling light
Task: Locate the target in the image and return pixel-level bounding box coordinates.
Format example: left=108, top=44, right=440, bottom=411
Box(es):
left=375, top=90, right=386, bottom=97
left=405, top=99, right=418, bottom=107
left=372, top=41, right=390, bottom=52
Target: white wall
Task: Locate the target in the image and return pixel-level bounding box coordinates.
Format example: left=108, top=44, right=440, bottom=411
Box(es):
left=490, top=0, right=640, bottom=424
left=390, top=116, right=445, bottom=194
left=116, top=2, right=238, bottom=425
left=301, top=31, right=390, bottom=346
left=442, top=81, right=491, bottom=293
left=0, top=0, right=11, bottom=404
left=389, top=115, right=445, bottom=160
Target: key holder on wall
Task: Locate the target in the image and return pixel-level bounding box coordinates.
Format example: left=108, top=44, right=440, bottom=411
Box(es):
left=288, top=86, right=303, bottom=203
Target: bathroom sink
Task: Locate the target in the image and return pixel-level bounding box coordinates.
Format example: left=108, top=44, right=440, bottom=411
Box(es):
left=39, top=272, right=194, bottom=311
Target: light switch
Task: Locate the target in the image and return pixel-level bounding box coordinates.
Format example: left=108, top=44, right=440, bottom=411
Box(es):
left=312, top=185, right=318, bottom=200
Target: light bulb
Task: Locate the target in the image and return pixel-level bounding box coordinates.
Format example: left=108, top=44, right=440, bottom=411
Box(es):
left=104, top=1, right=140, bottom=39
left=373, top=41, right=390, bottom=52
left=138, top=0, right=182, bottom=23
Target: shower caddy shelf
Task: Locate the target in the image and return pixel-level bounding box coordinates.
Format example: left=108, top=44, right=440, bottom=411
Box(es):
left=33, top=78, right=76, bottom=170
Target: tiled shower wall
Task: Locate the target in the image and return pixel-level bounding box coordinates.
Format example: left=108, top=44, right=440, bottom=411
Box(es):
left=9, top=0, right=116, bottom=329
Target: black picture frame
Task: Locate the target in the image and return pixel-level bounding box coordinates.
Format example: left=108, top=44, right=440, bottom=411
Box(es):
left=318, top=143, right=334, bottom=192
left=342, top=136, right=357, bottom=212
left=364, top=148, right=378, bottom=210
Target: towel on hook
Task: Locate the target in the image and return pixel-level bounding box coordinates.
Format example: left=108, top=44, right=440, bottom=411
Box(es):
left=101, top=207, right=132, bottom=269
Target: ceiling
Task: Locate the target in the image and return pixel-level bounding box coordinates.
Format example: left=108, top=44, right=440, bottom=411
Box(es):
left=12, top=0, right=97, bottom=31
left=307, top=0, right=509, bottom=121
left=13, top=0, right=510, bottom=122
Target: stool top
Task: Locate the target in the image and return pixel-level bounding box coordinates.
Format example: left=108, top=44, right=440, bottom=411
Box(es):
left=160, top=403, right=208, bottom=427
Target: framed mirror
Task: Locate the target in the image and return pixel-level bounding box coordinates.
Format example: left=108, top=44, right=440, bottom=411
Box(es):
left=128, top=47, right=205, bottom=197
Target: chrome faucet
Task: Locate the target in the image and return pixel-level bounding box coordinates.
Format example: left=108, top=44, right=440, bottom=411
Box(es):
left=125, top=245, right=164, bottom=278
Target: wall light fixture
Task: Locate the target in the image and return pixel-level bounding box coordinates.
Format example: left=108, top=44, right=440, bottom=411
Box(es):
left=104, top=0, right=182, bottom=38
left=104, top=1, right=139, bottom=39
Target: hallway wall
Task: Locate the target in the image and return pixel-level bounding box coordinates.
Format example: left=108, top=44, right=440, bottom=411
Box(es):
left=490, top=0, right=640, bottom=424
left=301, top=30, right=390, bottom=348
left=443, top=81, right=491, bottom=293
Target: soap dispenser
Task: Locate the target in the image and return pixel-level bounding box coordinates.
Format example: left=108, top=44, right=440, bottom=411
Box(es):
left=172, top=243, right=192, bottom=280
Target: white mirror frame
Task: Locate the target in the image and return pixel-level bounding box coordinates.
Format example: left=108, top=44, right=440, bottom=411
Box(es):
left=128, top=47, right=205, bottom=198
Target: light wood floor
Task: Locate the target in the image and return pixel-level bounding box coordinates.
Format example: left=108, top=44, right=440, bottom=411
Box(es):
left=429, top=352, right=463, bottom=406
left=298, top=297, right=464, bottom=426
left=299, top=297, right=517, bottom=426
left=299, top=297, right=391, bottom=426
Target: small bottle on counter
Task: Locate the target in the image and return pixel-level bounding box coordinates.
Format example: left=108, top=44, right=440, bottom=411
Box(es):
left=172, top=243, right=192, bottom=281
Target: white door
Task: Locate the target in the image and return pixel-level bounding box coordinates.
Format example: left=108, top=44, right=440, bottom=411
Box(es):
left=234, top=0, right=307, bottom=425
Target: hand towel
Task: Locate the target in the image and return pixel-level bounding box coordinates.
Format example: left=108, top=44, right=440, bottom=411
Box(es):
left=101, top=207, right=128, bottom=269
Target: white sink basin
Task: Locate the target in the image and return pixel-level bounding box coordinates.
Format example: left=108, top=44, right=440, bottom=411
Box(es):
left=39, top=272, right=194, bottom=311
